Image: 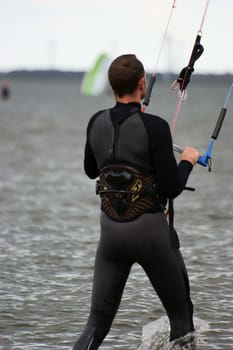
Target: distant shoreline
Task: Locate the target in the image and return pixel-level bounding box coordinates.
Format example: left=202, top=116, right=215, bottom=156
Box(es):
left=0, top=70, right=85, bottom=80
left=0, top=69, right=232, bottom=84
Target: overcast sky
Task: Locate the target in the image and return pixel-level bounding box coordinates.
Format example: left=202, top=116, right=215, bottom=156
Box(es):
left=1, top=0, right=232, bottom=74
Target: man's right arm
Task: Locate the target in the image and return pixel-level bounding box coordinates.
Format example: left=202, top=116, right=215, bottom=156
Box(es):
left=144, top=114, right=195, bottom=199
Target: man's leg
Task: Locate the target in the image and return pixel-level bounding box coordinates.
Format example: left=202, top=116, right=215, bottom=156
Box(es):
left=137, top=214, right=194, bottom=341
left=72, top=243, right=132, bottom=350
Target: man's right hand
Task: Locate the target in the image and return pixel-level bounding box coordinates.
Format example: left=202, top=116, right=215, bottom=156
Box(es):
left=180, top=146, right=201, bottom=165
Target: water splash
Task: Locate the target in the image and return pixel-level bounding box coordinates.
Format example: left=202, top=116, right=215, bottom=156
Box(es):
left=136, top=316, right=209, bottom=350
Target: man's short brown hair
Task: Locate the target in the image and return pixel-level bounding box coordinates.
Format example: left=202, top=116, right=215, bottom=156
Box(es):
left=108, top=54, right=145, bottom=97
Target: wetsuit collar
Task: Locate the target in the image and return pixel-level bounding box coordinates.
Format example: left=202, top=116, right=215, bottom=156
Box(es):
left=114, top=102, right=141, bottom=110
left=110, top=102, right=141, bottom=125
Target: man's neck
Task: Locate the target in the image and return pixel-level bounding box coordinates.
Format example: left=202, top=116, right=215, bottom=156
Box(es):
left=115, top=92, right=141, bottom=104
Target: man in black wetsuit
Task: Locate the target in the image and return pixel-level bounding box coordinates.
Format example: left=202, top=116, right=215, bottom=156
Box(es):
left=73, top=54, right=200, bottom=350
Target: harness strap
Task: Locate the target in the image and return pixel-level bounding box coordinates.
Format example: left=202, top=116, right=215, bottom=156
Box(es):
left=96, top=182, right=157, bottom=196
left=168, top=198, right=175, bottom=229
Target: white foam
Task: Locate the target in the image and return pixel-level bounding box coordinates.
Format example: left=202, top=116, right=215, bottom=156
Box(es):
left=136, top=316, right=209, bottom=350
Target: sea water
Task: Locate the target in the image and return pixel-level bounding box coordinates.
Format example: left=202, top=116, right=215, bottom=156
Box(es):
left=0, top=76, right=233, bottom=349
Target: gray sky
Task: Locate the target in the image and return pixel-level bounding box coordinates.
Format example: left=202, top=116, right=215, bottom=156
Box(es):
left=1, top=0, right=232, bottom=73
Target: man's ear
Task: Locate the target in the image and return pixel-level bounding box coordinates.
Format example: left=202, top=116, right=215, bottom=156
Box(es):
left=138, top=76, right=146, bottom=91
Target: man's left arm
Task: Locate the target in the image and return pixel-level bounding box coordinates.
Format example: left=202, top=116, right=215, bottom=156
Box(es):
left=84, top=140, right=99, bottom=179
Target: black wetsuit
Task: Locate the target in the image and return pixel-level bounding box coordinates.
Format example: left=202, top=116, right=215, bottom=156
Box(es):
left=73, top=102, right=195, bottom=349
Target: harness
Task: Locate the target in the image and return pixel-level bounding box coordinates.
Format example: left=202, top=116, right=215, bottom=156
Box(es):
left=96, top=164, right=159, bottom=221
left=94, top=108, right=162, bottom=222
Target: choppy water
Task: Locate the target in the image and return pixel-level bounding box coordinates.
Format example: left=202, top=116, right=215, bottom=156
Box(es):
left=0, top=77, right=233, bottom=350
